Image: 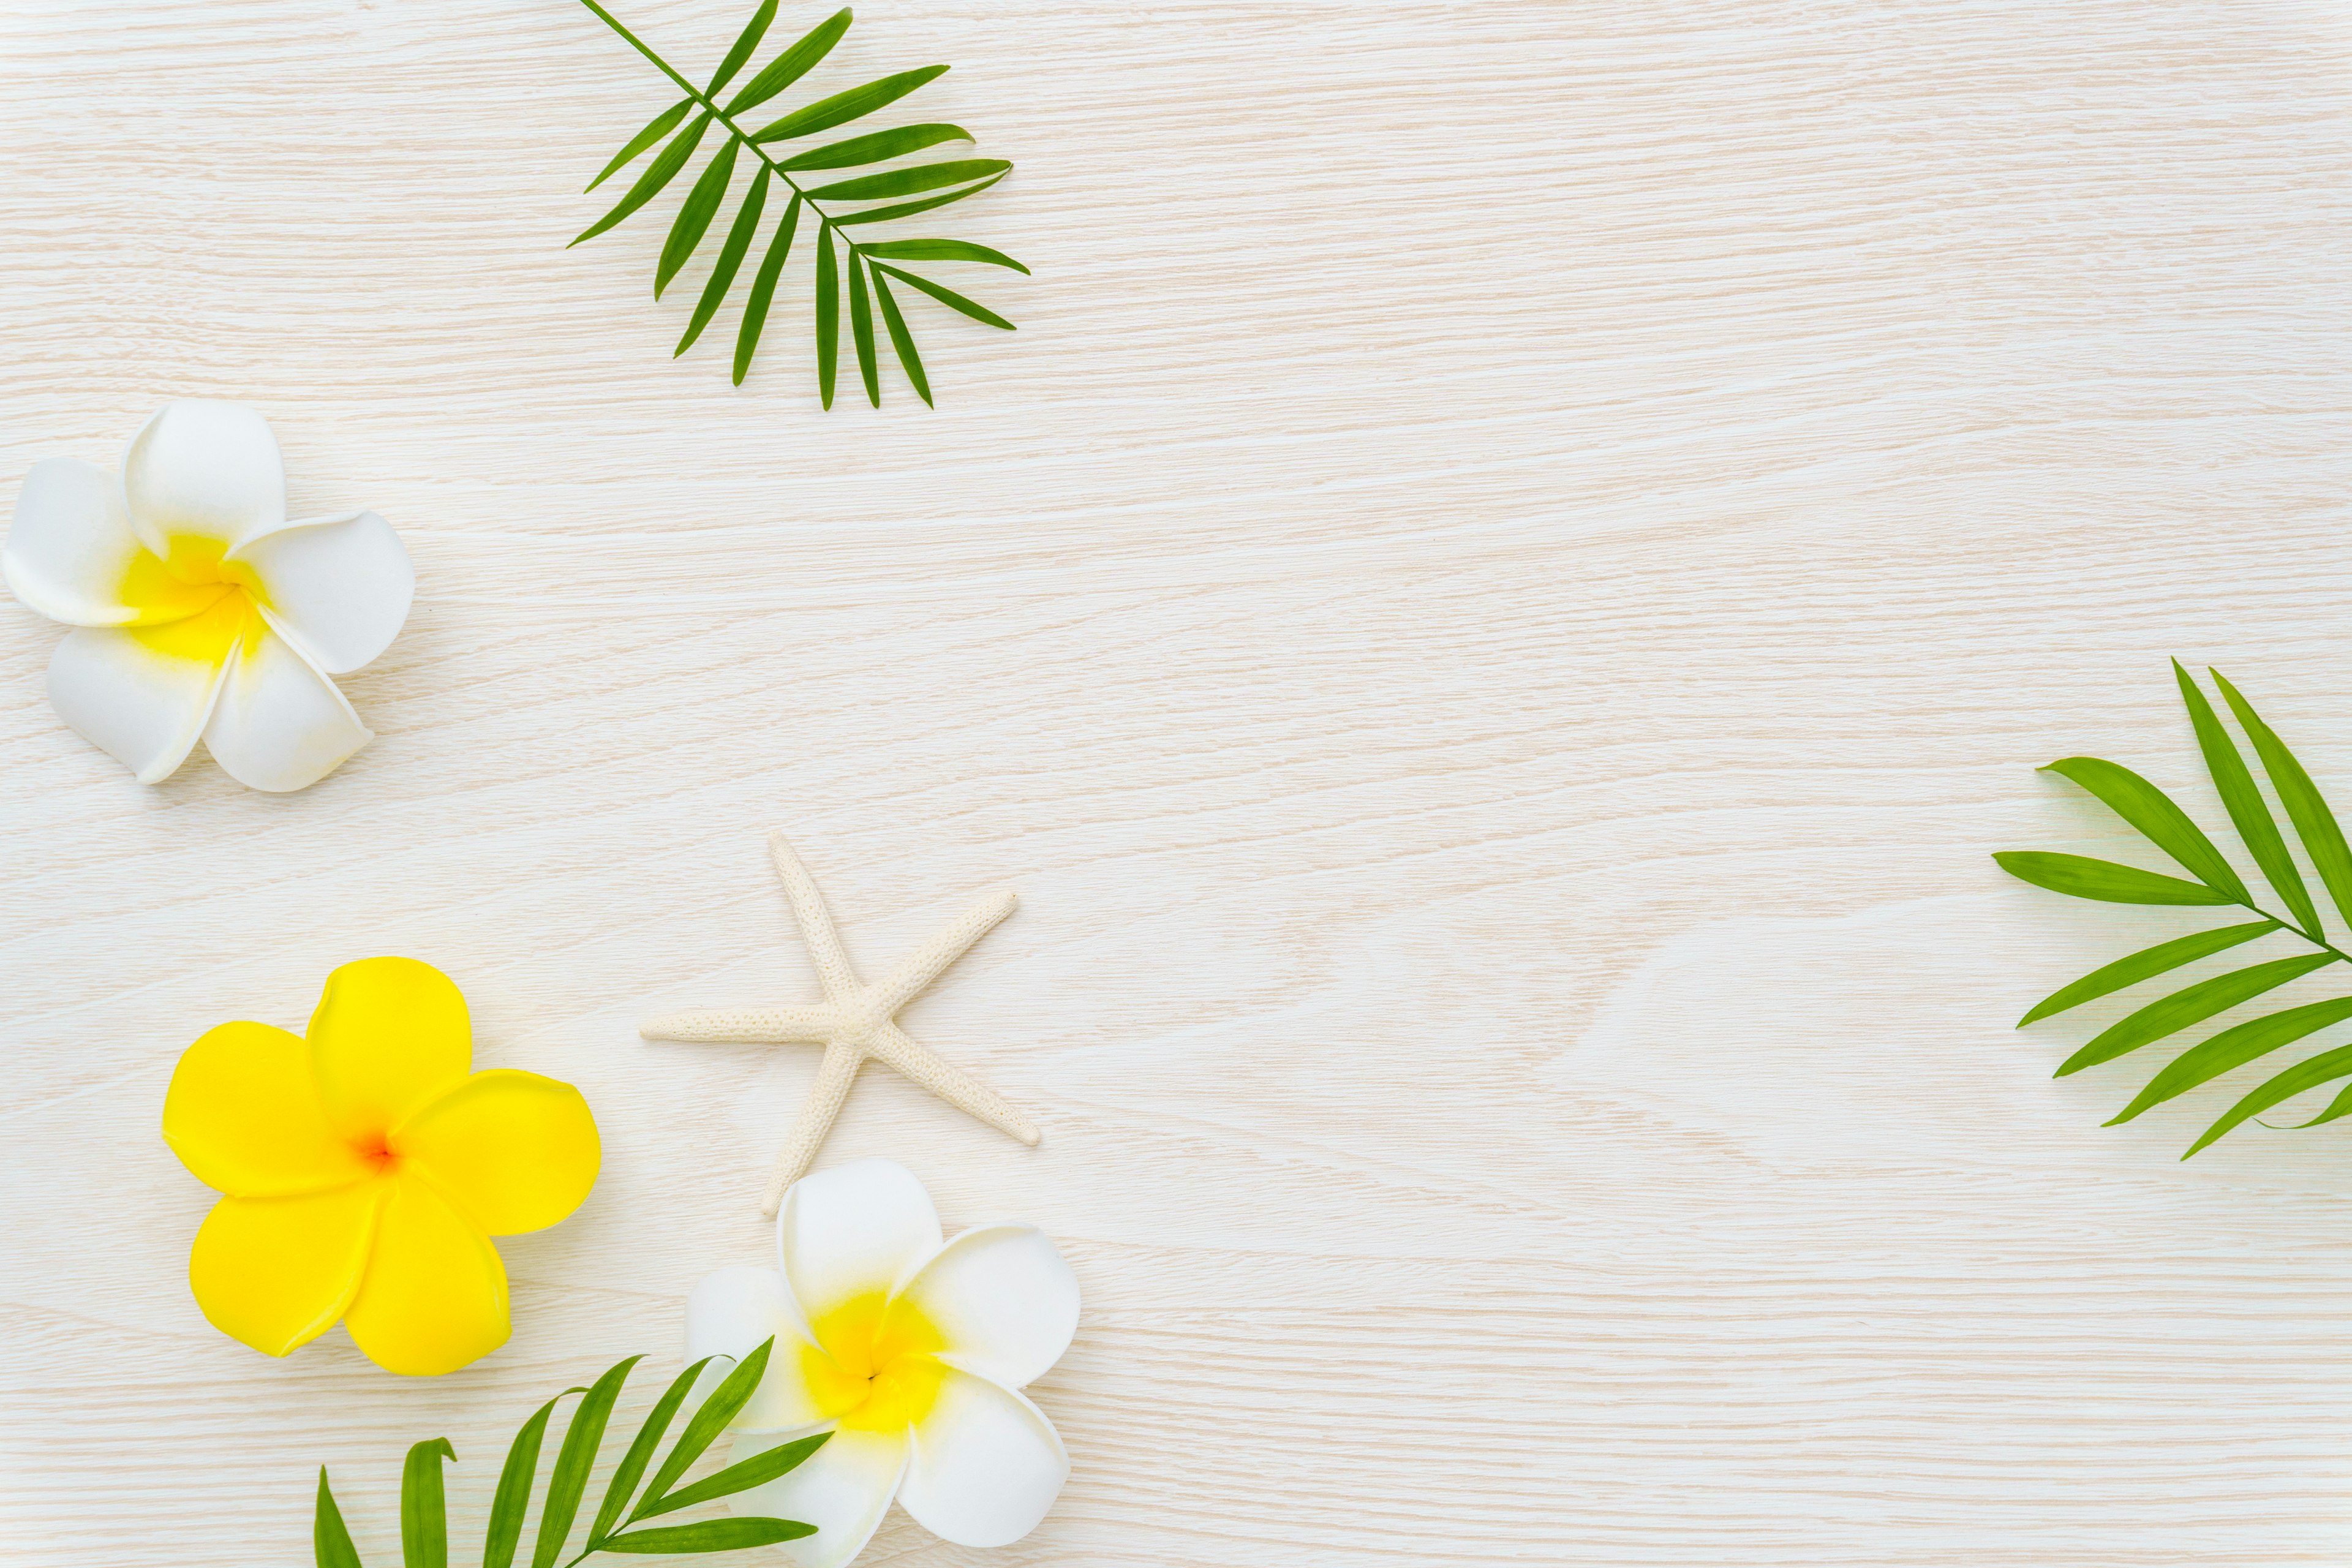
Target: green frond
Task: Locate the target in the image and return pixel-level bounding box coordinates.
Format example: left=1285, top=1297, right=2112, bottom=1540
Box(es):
left=400, top=1439, right=454, bottom=1568
left=807, top=159, right=1009, bottom=204
left=870, top=270, right=932, bottom=405
left=833, top=170, right=1008, bottom=227
left=484, top=1389, right=584, bottom=1568
left=680, top=165, right=771, bottom=355
left=2038, top=756, right=2247, bottom=902
left=2018, top=921, right=2279, bottom=1027
left=314, top=1346, right=808, bottom=1568
left=587, top=99, right=692, bottom=192
left=2176, top=661, right=2321, bottom=938
left=1992, top=851, right=2234, bottom=907
left=573, top=111, right=712, bottom=246
left=2106, top=995, right=2352, bottom=1125
left=849, top=254, right=881, bottom=406
left=815, top=224, right=840, bottom=407
left=2213, top=669, right=2352, bottom=932
left=571, top=0, right=1020, bottom=402
left=735, top=194, right=802, bottom=385
left=862, top=238, right=1029, bottom=273
left=748, top=65, right=949, bottom=145
left=2055, top=954, right=2334, bottom=1076
left=725, top=7, right=851, bottom=113
left=2187, top=1042, right=2352, bottom=1156
left=778, top=124, right=974, bottom=171
left=532, top=1356, right=641, bottom=1568
left=597, top=1520, right=817, bottom=1554
left=316, top=1469, right=365, bottom=1568
left=704, top=0, right=777, bottom=96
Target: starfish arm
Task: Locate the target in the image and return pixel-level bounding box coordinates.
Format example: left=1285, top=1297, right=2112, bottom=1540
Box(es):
left=762, top=1038, right=865, bottom=1217
left=865, top=1020, right=1042, bottom=1147
left=768, top=832, right=863, bottom=1001
left=639, top=1005, right=838, bottom=1042
left=860, top=888, right=1019, bottom=1024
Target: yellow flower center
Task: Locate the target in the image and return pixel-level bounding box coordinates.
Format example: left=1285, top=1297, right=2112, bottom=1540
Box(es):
left=119, top=537, right=270, bottom=662
left=800, top=1291, right=948, bottom=1433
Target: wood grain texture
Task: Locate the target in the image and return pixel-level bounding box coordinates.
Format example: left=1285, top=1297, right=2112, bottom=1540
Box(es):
left=2, top=0, right=2350, bottom=1562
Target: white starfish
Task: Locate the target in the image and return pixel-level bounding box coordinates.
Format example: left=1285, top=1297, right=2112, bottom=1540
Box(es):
left=641, top=832, right=1041, bottom=1216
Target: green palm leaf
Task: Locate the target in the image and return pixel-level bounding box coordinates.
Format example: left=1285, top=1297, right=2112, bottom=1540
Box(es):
left=749, top=66, right=949, bottom=144
left=2176, top=660, right=2321, bottom=939
left=2038, top=757, right=2247, bottom=901
left=2001, top=661, right=2352, bottom=1155
left=587, top=99, right=692, bottom=192
left=807, top=159, right=1011, bottom=204
left=2056, top=954, right=2335, bottom=1076
left=484, top=1389, right=584, bottom=1568
left=2186, top=1042, right=2352, bottom=1157
left=568, top=2, right=1022, bottom=403
left=849, top=255, right=880, bottom=406
left=316, top=1470, right=364, bottom=1568
left=1993, top=851, right=2234, bottom=907
left=862, top=238, right=1030, bottom=273
left=2018, top=920, right=2278, bottom=1027
left=314, top=1349, right=807, bottom=1568
left=401, top=1439, right=454, bottom=1568
left=2108, top=996, right=2352, bottom=1125
left=778, top=124, right=973, bottom=171
left=870, top=270, right=932, bottom=406
left=725, top=7, right=851, bottom=113
left=2213, top=670, right=2352, bottom=932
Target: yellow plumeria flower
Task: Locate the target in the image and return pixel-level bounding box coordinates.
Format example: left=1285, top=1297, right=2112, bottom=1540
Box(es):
left=685, top=1159, right=1079, bottom=1567
left=162, top=957, right=600, bottom=1377
left=2, top=400, right=412, bottom=791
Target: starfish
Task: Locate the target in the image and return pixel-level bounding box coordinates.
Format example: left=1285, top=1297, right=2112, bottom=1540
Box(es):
left=641, top=832, right=1041, bottom=1215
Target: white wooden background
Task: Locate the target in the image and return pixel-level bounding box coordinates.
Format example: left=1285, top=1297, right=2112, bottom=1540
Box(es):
left=3, top=0, right=2350, bottom=1563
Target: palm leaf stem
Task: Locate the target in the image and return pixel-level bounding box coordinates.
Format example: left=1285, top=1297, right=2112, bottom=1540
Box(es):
left=573, top=0, right=967, bottom=303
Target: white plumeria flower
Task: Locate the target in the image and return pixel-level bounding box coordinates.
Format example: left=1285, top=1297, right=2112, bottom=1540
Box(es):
left=2, top=401, right=412, bottom=791
left=686, top=1158, right=1080, bottom=1567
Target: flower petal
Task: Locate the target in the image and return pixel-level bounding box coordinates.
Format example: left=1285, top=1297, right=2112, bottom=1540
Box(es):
left=231, top=510, right=413, bottom=674
left=725, top=1425, right=906, bottom=1568
left=188, top=1182, right=385, bottom=1357
left=343, top=1171, right=510, bottom=1376
left=308, top=957, right=473, bottom=1144
left=200, top=620, right=371, bottom=792
left=121, top=401, right=285, bottom=565
left=395, top=1069, right=599, bottom=1236
left=685, top=1266, right=830, bottom=1431
left=778, top=1159, right=941, bottom=1325
left=5, top=456, right=223, bottom=627
left=45, top=595, right=241, bottom=783
left=900, top=1224, right=1079, bottom=1390
left=164, top=1020, right=377, bottom=1197
left=898, top=1369, right=1068, bottom=1548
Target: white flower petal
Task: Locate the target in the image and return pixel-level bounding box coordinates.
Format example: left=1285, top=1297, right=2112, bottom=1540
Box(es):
left=122, top=401, right=285, bottom=563
left=45, top=598, right=241, bottom=783
left=230, top=510, right=412, bottom=674
left=201, top=622, right=371, bottom=792
left=6, top=458, right=220, bottom=627
left=726, top=1424, right=906, bottom=1568
left=902, top=1224, right=1079, bottom=1389
left=778, top=1159, right=942, bottom=1323
left=899, top=1368, right=1068, bottom=1548
left=685, top=1265, right=828, bottom=1432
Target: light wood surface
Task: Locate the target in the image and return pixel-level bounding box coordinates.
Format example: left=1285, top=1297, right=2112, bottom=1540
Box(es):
left=4, top=1, right=2351, bottom=1563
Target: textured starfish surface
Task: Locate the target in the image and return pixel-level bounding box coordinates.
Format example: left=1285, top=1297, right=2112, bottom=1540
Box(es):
left=641, top=832, right=1041, bottom=1215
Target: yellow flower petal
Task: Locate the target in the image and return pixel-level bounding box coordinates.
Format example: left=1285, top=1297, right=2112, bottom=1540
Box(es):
left=342, top=1172, right=511, bottom=1376
left=307, top=957, right=472, bottom=1145
left=188, top=1182, right=385, bottom=1357
left=395, top=1069, right=600, bottom=1235
left=163, top=1021, right=378, bottom=1197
